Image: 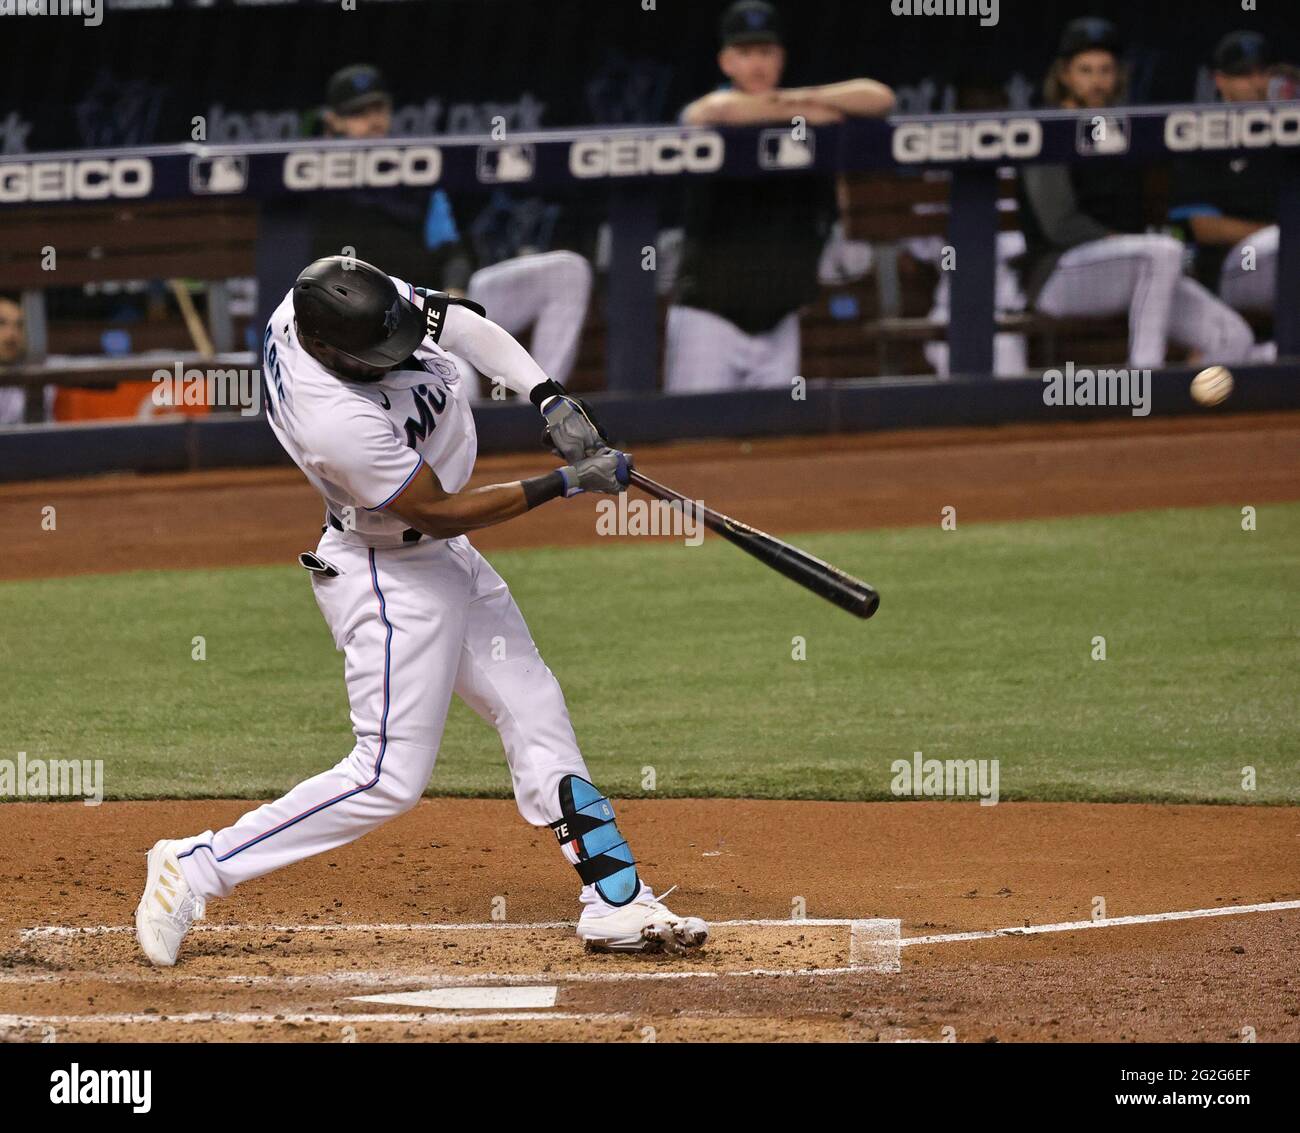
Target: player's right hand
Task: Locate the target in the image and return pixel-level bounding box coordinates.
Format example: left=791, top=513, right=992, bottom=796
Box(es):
left=560, top=448, right=633, bottom=496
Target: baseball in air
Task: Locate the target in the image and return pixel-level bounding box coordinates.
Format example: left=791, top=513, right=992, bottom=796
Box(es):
left=1190, top=366, right=1233, bottom=407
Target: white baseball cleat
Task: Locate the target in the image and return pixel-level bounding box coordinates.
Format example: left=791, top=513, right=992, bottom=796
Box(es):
left=577, top=888, right=708, bottom=954
left=135, top=839, right=205, bottom=966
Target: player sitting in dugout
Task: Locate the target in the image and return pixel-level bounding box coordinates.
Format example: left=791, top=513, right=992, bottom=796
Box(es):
left=0, top=294, right=31, bottom=426
left=1169, top=31, right=1293, bottom=344
left=308, top=64, right=593, bottom=389
left=1013, top=18, right=1265, bottom=370
left=667, top=1, right=894, bottom=394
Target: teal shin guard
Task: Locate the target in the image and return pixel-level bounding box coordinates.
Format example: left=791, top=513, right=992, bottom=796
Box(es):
left=550, top=776, right=639, bottom=907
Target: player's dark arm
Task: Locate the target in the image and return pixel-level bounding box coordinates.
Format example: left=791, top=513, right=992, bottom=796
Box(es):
left=1020, top=165, right=1112, bottom=248
left=386, top=464, right=532, bottom=538
left=1188, top=214, right=1267, bottom=247
left=386, top=452, right=630, bottom=540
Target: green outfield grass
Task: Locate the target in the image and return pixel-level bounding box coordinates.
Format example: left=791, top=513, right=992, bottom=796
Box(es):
left=2, top=503, right=1296, bottom=804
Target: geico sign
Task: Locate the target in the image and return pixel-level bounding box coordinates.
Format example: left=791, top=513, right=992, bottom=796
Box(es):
left=1165, top=107, right=1300, bottom=151
left=892, top=119, right=1042, bottom=163
left=569, top=132, right=724, bottom=178
left=0, top=157, right=152, bottom=202
left=283, top=146, right=442, bottom=190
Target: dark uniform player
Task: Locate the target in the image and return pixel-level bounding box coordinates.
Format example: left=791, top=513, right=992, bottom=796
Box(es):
left=308, top=65, right=592, bottom=386
left=1015, top=18, right=1255, bottom=368
left=1170, top=32, right=1282, bottom=321
left=667, top=1, right=893, bottom=392
left=308, top=65, right=472, bottom=292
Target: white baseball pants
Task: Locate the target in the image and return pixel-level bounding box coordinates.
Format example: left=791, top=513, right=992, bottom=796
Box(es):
left=1034, top=234, right=1254, bottom=368
left=664, top=304, right=800, bottom=393
left=467, top=251, right=592, bottom=385
left=178, top=529, right=597, bottom=902
left=1219, top=224, right=1278, bottom=313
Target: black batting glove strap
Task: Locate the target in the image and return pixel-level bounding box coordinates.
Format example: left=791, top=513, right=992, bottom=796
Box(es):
left=529, top=379, right=567, bottom=409
left=521, top=469, right=568, bottom=509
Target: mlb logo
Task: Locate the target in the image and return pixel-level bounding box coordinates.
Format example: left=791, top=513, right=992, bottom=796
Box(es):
left=190, top=154, right=248, bottom=194
left=477, top=144, right=536, bottom=184
left=1075, top=115, right=1129, bottom=156
left=758, top=129, right=815, bottom=170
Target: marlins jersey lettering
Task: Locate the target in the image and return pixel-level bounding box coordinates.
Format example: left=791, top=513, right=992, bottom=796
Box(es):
left=261, top=278, right=476, bottom=544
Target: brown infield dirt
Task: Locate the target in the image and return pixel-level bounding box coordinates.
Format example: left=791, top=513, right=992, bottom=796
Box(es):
left=1, top=412, right=1298, bottom=1042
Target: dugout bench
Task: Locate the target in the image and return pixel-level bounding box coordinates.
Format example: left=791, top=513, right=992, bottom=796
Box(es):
left=0, top=199, right=257, bottom=423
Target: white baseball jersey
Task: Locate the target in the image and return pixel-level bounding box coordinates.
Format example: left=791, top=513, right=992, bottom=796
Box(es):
left=261, top=276, right=479, bottom=545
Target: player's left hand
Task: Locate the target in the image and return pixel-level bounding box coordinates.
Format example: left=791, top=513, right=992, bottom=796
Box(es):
left=540, top=388, right=609, bottom=462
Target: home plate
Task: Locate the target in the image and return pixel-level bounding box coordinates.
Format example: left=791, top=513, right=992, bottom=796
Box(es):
left=349, top=986, right=558, bottom=1010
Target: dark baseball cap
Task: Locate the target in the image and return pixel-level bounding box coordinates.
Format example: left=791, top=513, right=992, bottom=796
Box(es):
left=293, top=256, right=426, bottom=371
left=1057, top=17, right=1121, bottom=61
left=326, top=64, right=392, bottom=115
left=720, top=1, right=784, bottom=47
left=1214, top=31, right=1269, bottom=75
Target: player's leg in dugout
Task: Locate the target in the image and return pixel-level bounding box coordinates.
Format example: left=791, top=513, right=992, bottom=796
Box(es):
left=1034, top=234, right=1185, bottom=368
left=450, top=540, right=645, bottom=909
left=663, top=304, right=745, bottom=392
left=1167, top=273, right=1254, bottom=363
left=1035, top=233, right=1254, bottom=368
left=467, top=252, right=592, bottom=384
left=740, top=311, right=800, bottom=388
left=177, top=532, right=471, bottom=899
left=1219, top=224, right=1278, bottom=313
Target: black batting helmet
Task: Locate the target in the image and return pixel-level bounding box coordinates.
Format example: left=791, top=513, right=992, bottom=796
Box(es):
left=292, top=256, right=426, bottom=369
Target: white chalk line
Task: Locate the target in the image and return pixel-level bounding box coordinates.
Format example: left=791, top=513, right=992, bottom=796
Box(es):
left=19, top=901, right=1297, bottom=947
left=11, top=918, right=896, bottom=983
left=0, top=1010, right=631, bottom=1029
left=19, top=917, right=858, bottom=940
left=5, top=901, right=1291, bottom=999
left=0, top=965, right=868, bottom=988
left=900, top=899, right=1300, bottom=946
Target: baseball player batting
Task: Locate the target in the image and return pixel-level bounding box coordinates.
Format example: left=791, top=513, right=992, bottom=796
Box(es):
left=134, top=255, right=707, bottom=964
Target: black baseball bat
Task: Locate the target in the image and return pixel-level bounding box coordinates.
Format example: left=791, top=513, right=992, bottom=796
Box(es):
left=629, top=469, right=879, bottom=620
